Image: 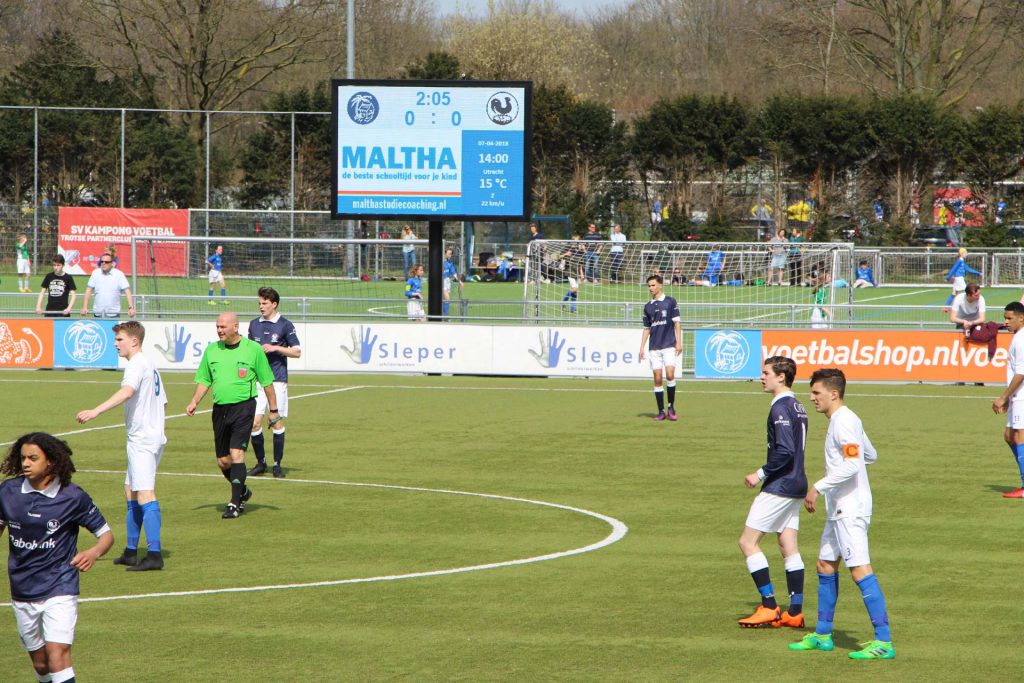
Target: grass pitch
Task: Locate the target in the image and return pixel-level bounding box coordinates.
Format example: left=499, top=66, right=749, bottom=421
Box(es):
left=0, top=371, right=1015, bottom=681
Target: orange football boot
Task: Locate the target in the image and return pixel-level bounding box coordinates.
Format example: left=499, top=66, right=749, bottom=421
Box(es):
left=1002, top=488, right=1024, bottom=498
left=772, top=610, right=805, bottom=628
left=738, top=605, right=781, bottom=628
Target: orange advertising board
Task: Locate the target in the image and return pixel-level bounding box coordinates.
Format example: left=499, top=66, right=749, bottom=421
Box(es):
left=0, top=319, right=53, bottom=368
left=760, top=330, right=1010, bottom=383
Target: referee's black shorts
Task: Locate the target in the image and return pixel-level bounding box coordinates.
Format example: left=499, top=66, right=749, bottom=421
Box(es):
left=211, top=398, right=257, bottom=457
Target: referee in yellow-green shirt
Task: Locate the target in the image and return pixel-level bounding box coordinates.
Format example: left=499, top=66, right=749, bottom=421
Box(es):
left=187, top=312, right=278, bottom=519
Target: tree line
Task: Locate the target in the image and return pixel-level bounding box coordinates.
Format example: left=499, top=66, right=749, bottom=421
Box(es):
left=3, top=20, right=1024, bottom=244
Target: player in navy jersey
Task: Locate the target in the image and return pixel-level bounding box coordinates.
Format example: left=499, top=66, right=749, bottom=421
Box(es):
left=247, top=287, right=302, bottom=478
left=0, top=432, right=113, bottom=683
left=738, top=356, right=809, bottom=628
left=207, top=245, right=228, bottom=305
left=639, top=274, right=682, bottom=420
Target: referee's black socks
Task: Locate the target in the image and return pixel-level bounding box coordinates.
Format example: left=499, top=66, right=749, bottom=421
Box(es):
left=229, top=463, right=247, bottom=505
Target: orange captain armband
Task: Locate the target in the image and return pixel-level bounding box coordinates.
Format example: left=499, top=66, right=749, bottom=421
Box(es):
left=842, top=443, right=860, bottom=460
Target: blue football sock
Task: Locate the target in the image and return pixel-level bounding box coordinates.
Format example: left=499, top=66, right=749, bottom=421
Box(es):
left=220, top=288, right=226, bottom=298
left=1014, top=444, right=1024, bottom=487
left=141, top=501, right=162, bottom=552
left=570, top=291, right=577, bottom=313
left=816, top=572, right=838, bottom=635
left=125, top=501, right=142, bottom=550
left=856, top=573, right=891, bottom=642
left=442, top=301, right=450, bottom=316
left=208, top=288, right=214, bottom=299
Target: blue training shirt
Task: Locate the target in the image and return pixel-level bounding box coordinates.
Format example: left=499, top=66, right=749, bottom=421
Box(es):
left=0, top=477, right=109, bottom=601
left=248, top=314, right=301, bottom=383
left=405, top=276, right=422, bottom=299
left=207, top=252, right=223, bottom=271
left=946, top=257, right=980, bottom=280
left=760, top=392, right=809, bottom=498
left=856, top=265, right=875, bottom=285
left=643, top=295, right=681, bottom=351
left=443, top=259, right=457, bottom=279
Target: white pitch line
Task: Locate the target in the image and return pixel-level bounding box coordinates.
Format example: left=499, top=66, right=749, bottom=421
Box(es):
left=0, top=386, right=369, bottom=447
left=0, top=471, right=629, bottom=606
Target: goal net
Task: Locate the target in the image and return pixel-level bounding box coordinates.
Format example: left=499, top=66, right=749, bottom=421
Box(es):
left=128, top=235, right=437, bottom=318
left=523, top=240, right=852, bottom=327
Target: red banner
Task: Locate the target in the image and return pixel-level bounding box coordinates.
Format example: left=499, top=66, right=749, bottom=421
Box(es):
left=58, top=207, right=190, bottom=276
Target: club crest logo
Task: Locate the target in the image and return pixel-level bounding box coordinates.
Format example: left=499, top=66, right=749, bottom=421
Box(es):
left=46, top=519, right=60, bottom=534
left=238, top=368, right=248, bottom=378
left=347, top=92, right=380, bottom=125
left=704, top=331, right=750, bottom=375
left=63, top=321, right=106, bottom=364
left=486, top=91, right=519, bottom=125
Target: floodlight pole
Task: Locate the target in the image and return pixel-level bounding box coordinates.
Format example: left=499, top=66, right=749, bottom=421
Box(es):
left=344, top=0, right=356, bottom=277
left=428, top=220, right=443, bottom=320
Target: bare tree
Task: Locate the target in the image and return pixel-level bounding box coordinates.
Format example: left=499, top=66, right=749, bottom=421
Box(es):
left=839, top=0, right=1022, bottom=103
left=74, top=0, right=342, bottom=142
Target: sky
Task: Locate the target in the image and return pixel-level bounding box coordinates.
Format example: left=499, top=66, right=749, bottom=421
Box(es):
left=435, top=0, right=629, bottom=18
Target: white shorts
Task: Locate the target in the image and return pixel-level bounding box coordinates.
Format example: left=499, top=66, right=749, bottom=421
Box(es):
left=208, top=269, right=224, bottom=284
left=744, top=492, right=801, bottom=533
left=819, top=516, right=871, bottom=567
left=648, top=347, right=678, bottom=372
left=811, top=307, right=830, bottom=329
left=951, top=275, right=966, bottom=293
left=1007, top=400, right=1024, bottom=429
left=255, top=381, right=289, bottom=419
left=13, top=595, right=78, bottom=650
left=125, top=440, right=164, bottom=491
left=770, top=255, right=787, bottom=269
left=443, top=277, right=452, bottom=294
left=567, top=277, right=579, bottom=290
left=16, top=258, right=30, bottom=275
left=407, top=299, right=425, bottom=320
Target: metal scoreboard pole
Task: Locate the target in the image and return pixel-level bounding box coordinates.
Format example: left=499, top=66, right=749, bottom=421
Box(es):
left=428, top=221, right=443, bottom=320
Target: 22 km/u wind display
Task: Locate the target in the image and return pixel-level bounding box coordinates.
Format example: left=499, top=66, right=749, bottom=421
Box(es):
left=331, top=79, right=532, bottom=221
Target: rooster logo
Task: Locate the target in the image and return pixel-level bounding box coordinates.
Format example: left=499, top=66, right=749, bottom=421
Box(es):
left=0, top=322, right=44, bottom=365
left=486, top=91, right=519, bottom=125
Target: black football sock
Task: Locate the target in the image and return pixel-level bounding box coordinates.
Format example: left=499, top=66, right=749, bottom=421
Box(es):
left=221, top=466, right=233, bottom=482
left=229, top=463, right=246, bottom=505
left=251, top=432, right=266, bottom=465
left=666, top=383, right=676, bottom=409
left=654, top=389, right=665, bottom=412
left=272, top=430, right=285, bottom=465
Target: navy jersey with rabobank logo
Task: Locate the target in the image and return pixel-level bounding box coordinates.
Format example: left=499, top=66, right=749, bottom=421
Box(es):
left=248, top=314, right=301, bottom=383
left=761, top=392, right=809, bottom=498
left=642, top=295, right=681, bottom=351
left=0, top=477, right=110, bottom=601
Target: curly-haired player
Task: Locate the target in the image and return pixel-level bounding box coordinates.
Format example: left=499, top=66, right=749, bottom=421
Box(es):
left=0, top=432, right=113, bottom=683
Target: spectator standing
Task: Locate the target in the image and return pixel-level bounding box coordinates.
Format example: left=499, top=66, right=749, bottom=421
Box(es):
left=949, top=283, right=985, bottom=335
left=206, top=245, right=228, bottom=305
left=944, top=248, right=980, bottom=307
left=652, top=198, right=663, bottom=225
left=401, top=225, right=417, bottom=273
left=405, top=264, right=425, bottom=322
left=582, top=223, right=603, bottom=283
left=36, top=255, right=77, bottom=317
left=788, top=229, right=804, bottom=286
left=768, top=230, right=788, bottom=286
left=80, top=253, right=134, bottom=318
left=15, top=233, right=31, bottom=292
left=609, top=224, right=626, bottom=283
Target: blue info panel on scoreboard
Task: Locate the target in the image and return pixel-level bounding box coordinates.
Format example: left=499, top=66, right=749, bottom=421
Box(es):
left=332, top=81, right=531, bottom=221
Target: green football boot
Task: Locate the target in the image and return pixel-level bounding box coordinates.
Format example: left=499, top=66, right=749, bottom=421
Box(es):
left=848, top=640, right=895, bottom=660
left=788, top=632, right=834, bottom=651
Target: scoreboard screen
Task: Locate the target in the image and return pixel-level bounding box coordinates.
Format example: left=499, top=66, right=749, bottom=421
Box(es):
left=331, top=79, right=532, bottom=221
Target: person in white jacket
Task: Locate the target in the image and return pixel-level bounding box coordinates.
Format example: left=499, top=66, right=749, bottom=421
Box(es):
left=789, top=368, right=895, bottom=660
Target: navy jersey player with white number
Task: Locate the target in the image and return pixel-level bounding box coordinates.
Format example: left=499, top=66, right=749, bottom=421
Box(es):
left=0, top=433, right=113, bottom=683
left=639, top=274, right=682, bottom=421
left=247, top=286, right=302, bottom=478
left=738, top=356, right=809, bottom=628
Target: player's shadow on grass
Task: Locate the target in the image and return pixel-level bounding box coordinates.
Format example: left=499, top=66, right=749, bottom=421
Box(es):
left=828, top=629, right=861, bottom=651
left=194, top=503, right=281, bottom=515
left=984, top=483, right=1018, bottom=494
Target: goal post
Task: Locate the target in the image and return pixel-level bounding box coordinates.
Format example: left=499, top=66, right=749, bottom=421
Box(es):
left=523, top=239, right=853, bottom=326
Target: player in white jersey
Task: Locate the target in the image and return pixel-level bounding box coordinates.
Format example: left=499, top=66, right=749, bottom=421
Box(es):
left=789, top=368, right=894, bottom=660
left=992, top=301, right=1024, bottom=497
left=76, top=321, right=167, bottom=571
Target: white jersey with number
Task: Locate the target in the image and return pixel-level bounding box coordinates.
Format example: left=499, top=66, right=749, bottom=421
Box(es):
left=1007, top=327, right=1024, bottom=401
left=814, top=405, right=876, bottom=520
left=122, top=353, right=167, bottom=446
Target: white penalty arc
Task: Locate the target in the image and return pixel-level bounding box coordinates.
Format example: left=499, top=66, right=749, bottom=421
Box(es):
left=0, top=471, right=628, bottom=606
